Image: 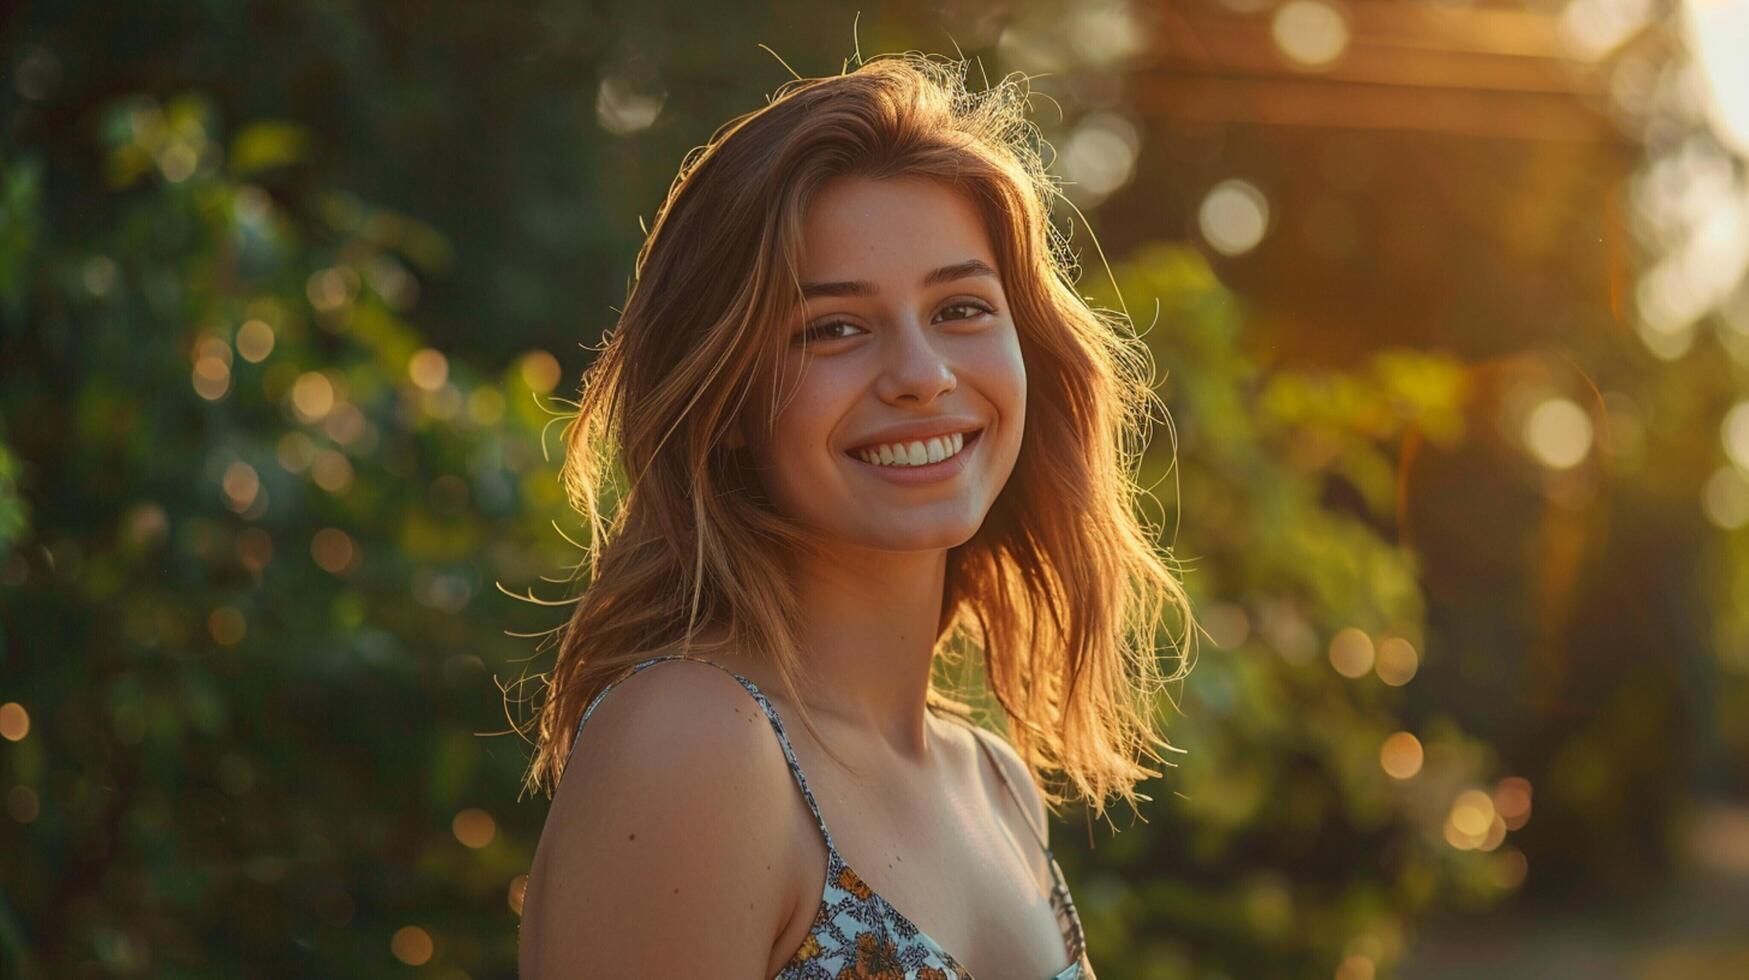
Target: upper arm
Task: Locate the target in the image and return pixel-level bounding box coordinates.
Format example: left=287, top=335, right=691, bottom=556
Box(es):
left=519, top=661, right=799, bottom=979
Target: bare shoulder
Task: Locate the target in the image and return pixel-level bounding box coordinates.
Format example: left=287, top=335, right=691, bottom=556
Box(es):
left=520, top=659, right=801, bottom=979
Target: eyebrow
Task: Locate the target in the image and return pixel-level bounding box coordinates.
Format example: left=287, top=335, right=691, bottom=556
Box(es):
left=799, top=259, right=998, bottom=300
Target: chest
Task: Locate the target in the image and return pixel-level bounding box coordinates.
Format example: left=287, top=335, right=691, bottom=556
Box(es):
left=766, top=719, right=1074, bottom=979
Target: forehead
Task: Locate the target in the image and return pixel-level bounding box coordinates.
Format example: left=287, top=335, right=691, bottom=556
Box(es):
left=796, top=176, right=997, bottom=283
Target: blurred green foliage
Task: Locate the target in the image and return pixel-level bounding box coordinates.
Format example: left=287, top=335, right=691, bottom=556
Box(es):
left=0, top=81, right=584, bottom=975
left=1058, top=246, right=1507, bottom=975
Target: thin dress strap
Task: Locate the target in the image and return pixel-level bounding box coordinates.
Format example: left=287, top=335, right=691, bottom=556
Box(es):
left=962, top=724, right=1052, bottom=850
left=568, top=654, right=842, bottom=857
left=959, top=721, right=1091, bottom=963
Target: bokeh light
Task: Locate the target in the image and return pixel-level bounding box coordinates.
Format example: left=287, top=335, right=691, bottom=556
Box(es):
left=1380, top=732, right=1424, bottom=780
left=1063, top=1, right=1150, bottom=67
left=1199, top=179, right=1270, bottom=256
left=1201, top=601, right=1252, bottom=650
left=0, top=702, right=30, bottom=741
left=1061, top=112, right=1141, bottom=202
left=310, top=450, right=354, bottom=493
left=1451, top=789, right=1496, bottom=838
left=222, top=461, right=260, bottom=513
left=1374, top=637, right=1419, bottom=687
left=596, top=76, right=665, bottom=135
left=1445, top=789, right=1508, bottom=851
left=276, top=431, right=316, bottom=473
left=1721, top=400, right=1749, bottom=470
left=82, top=255, right=117, bottom=296
left=1494, top=776, right=1534, bottom=831
left=322, top=402, right=368, bottom=445
left=452, top=808, right=497, bottom=849
left=390, top=926, right=433, bottom=966
left=1490, top=847, right=1530, bottom=889
left=1328, top=627, right=1375, bottom=678
left=311, top=528, right=357, bottom=575
left=192, top=335, right=232, bottom=400
left=520, top=350, right=561, bottom=393
left=408, top=348, right=449, bottom=392
left=306, top=266, right=360, bottom=313
left=208, top=606, right=246, bottom=646
left=291, top=371, right=336, bottom=423
left=1523, top=398, right=1593, bottom=470
left=235, top=319, right=275, bottom=362
left=1701, top=465, right=1749, bottom=529
left=1272, top=0, right=1350, bottom=68
left=424, top=383, right=463, bottom=421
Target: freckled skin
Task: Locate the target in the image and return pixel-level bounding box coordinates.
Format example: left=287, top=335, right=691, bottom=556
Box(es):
left=736, top=176, right=1027, bottom=552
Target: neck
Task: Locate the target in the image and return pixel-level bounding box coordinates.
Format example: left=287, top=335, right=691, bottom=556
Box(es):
left=778, top=541, right=950, bottom=763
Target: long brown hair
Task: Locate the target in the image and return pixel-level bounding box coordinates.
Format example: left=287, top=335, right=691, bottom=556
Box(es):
left=518, top=51, right=1198, bottom=821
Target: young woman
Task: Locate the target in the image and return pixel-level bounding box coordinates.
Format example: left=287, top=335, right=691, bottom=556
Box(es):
left=517, top=52, right=1196, bottom=979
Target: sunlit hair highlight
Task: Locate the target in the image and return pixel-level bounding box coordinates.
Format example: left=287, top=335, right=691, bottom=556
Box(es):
left=518, top=51, right=1198, bottom=823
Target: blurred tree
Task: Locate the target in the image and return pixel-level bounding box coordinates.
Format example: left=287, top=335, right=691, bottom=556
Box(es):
left=1045, top=243, right=1510, bottom=977
left=0, top=90, right=573, bottom=976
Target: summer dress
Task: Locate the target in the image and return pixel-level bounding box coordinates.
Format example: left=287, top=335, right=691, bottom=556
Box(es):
left=571, top=654, right=1096, bottom=980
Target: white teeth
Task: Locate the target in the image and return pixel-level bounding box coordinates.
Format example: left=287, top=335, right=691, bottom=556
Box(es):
left=855, top=430, right=975, bottom=468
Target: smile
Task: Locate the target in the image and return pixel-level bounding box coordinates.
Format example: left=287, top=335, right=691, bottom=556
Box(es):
left=843, top=428, right=984, bottom=485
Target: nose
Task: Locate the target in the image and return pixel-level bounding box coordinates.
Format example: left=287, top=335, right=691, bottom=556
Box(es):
left=874, top=318, right=957, bottom=405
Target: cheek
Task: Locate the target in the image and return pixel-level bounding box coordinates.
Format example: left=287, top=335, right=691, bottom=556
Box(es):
left=757, top=371, right=852, bottom=483
left=1009, top=336, right=1027, bottom=405
left=986, top=329, right=1027, bottom=420
left=776, top=371, right=848, bottom=444
left=983, top=331, right=1028, bottom=470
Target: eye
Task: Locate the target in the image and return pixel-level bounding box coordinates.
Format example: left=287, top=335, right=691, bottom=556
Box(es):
left=936, top=300, right=996, bottom=323
left=793, top=319, right=867, bottom=346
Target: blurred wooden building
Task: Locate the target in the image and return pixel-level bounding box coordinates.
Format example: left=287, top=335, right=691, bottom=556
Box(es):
left=1100, top=0, right=1641, bottom=362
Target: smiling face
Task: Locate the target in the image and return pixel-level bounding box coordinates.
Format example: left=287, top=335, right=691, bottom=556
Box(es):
left=736, top=175, right=1027, bottom=554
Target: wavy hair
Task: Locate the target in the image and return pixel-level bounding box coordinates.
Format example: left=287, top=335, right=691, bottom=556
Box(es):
left=519, top=51, right=1197, bottom=821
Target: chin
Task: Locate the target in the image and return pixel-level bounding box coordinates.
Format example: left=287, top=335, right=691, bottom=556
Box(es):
left=851, top=519, right=986, bottom=553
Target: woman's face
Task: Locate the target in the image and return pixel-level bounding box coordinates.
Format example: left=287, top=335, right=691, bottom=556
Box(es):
left=738, top=175, right=1027, bottom=553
